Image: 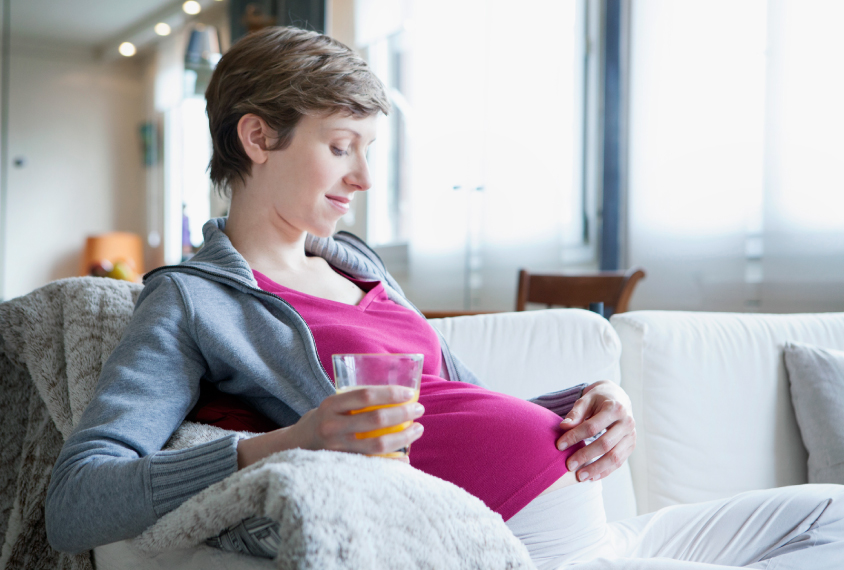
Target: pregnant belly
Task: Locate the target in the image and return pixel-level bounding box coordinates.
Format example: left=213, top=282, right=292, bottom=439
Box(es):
left=409, top=375, right=582, bottom=520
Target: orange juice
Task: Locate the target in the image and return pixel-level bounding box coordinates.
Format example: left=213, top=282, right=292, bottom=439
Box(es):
left=336, top=386, right=420, bottom=439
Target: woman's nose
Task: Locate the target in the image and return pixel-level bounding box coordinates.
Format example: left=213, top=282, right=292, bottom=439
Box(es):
left=344, top=155, right=372, bottom=192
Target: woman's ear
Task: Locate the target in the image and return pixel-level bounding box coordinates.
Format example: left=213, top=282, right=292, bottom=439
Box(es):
left=237, top=114, right=273, bottom=165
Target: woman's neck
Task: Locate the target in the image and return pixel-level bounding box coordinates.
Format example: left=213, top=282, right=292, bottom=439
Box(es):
left=224, top=197, right=309, bottom=274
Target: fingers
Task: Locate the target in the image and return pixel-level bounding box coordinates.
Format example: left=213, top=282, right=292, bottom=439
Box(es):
left=331, top=385, right=418, bottom=414
left=317, top=402, right=424, bottom=440
left=565, top=415, right=632, bottom=470
left=571, top=432, right=636, bottom=482
left=328, top=420, right=424, bottom=456
left=350, top=402, right=425, bottom=436
left=557, top=397, right=625, bottom=451
left=356, top=422, right=424, bottom=456
left=313, top=387, right=425, bottom=456
left=559, top=397, right=589, bottom=429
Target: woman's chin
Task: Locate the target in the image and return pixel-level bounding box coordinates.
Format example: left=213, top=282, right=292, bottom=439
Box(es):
left=309, top=221, right=339, bottom=238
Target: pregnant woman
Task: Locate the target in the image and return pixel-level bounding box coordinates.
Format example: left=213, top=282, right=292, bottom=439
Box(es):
left=46, top=26, right=844, bottom=569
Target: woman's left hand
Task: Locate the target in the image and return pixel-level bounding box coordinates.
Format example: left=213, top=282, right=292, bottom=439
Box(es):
left=555, top=380, right=636, bottom=483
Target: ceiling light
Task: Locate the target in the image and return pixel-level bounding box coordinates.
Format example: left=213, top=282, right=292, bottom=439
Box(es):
left=154, top=22, right=172, bottom=36
left=182, top=1, right=201, bottom=15
left=118, top=42, right=136, bottom=57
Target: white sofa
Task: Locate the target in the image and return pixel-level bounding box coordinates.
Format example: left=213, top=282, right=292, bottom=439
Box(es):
left=440, top=308, right=844, bottom=521
left=611, top=310, right=844, bottom=514
left=90, top=308, right=844, bottom=567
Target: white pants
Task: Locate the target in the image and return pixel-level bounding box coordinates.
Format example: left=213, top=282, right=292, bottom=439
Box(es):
left=506, top=482, right=844, bottom=570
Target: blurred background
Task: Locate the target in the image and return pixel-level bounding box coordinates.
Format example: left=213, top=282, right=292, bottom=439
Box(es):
left=0, top=0, right=841, bottom=314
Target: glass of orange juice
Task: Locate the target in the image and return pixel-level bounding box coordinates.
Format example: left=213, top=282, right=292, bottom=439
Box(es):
left=331, top=353, right=423, bottom=458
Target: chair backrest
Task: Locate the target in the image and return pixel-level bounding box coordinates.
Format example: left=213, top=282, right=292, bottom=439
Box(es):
left=516, top=267, right=646, bottom=314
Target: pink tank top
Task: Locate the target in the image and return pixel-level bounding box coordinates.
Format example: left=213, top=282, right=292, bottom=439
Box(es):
left=254, top=270, right=577, bottom=521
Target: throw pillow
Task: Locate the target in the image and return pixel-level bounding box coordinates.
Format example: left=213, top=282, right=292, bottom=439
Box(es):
left=784, top=342, right=844, bottom=484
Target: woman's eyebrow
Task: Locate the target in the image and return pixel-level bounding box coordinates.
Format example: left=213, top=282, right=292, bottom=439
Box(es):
left=327, top=127, right=376, bottom=145
left=328, top=128, right=361, bottom=138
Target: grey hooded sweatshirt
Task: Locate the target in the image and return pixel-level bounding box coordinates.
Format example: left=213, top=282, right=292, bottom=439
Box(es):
left=45, top=217, right=583, bottom=553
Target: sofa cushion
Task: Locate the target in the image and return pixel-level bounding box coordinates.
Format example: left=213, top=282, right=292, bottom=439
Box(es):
left=785, top=342, right=844, bottom=484
left=612, top=311, right=844, bottom=514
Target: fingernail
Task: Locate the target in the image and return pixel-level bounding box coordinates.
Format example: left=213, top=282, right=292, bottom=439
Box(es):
left=558, top=441, right=569, bottom=451
left=412, top=404, right=424, bottom=416
left=412, top=423, right=424, bottom=435
left=569, top=460, right=579, bottom=471
left=400, top=388, right=415, bottom=400
left=578, top=471, right=589, bottom=482
left=592, top=474, right=601, bottom=482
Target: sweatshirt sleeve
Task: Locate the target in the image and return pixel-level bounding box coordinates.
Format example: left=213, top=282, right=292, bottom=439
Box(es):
left=45, top=275, right=239, bottom=554
left=528, top=384, right=587, bottom=417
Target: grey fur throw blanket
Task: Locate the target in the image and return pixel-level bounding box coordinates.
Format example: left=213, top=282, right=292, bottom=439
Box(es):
left=0, top=277, right=534, bottom=570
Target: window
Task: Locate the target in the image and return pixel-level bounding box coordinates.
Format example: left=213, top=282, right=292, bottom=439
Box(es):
left=627, top=0, right=844, bottom=312
left=358, top=0, right=598, bottom=311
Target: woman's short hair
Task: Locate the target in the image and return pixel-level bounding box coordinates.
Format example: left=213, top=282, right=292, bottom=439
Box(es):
left=206, top=26, right=390, bottom=196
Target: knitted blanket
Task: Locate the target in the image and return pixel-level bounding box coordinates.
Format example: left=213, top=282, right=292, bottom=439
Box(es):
left=0, top=277, right=535, bottom=570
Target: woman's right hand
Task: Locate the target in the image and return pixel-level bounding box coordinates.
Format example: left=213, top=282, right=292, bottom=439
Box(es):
left=237, top=386, right=424, bottom=469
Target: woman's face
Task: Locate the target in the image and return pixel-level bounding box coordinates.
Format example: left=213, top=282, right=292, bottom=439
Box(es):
left=247, top=112, right=378, bottom=238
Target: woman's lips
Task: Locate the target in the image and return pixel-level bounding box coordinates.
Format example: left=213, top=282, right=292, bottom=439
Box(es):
left=326, top=195, right=351, bottom=213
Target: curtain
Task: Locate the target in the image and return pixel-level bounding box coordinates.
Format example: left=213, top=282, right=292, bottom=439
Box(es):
left=627, top=0, right=843, bottom=313
left=628, top=0, right=767, bottom=311
left=760, top=0, right=844, bottom=312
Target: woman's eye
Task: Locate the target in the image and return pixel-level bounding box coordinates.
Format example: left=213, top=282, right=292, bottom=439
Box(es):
left=331, top=146, right=348, bottom=156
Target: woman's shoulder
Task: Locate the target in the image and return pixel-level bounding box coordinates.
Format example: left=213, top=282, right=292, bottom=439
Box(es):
left=141, top=265, right=245, bottom=301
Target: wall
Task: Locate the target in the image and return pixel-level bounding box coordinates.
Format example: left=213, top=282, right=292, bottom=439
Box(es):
left=3, top=44, right=145, bottom=299
left=325, top=0, right=369, bottom=241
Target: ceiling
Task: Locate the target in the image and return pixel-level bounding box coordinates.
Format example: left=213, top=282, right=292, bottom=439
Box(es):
left=10, top=0, right=178, bottom=46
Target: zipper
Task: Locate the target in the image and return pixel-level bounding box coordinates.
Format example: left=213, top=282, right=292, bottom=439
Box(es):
left=256, top=290, right=336, bottom=388
left=147, top=264, right=336, bottom=388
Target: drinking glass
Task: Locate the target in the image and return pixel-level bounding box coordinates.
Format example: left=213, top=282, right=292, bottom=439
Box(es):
left=331, top=353, right=424, bottom=458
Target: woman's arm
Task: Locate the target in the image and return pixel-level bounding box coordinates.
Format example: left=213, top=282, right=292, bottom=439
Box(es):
left=45, top=276, right=238, bottom=553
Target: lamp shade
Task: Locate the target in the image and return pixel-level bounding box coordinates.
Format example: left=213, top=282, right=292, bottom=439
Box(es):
left=185, top=24, right=221, bottom=67
left=184, top=25, right=222, bottom=96
left=80, top=232, right=144, bottom=278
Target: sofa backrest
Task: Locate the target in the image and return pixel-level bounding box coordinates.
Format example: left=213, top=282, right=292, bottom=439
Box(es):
left=612, top=310, right=844, bottom=515
left=428, top=308, right=637, bottom=522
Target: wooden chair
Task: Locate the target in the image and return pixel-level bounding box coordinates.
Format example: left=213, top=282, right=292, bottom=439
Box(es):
left=422, top=310, right=496, bottom=319
left=515, top=267, right=646, bottom=316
